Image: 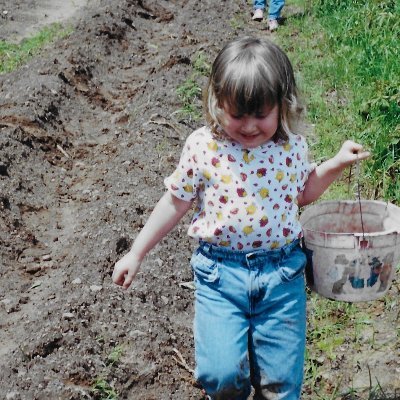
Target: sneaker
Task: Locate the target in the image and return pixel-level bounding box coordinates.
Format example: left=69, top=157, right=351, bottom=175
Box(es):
left=268, top=19, right=279, bottom=31
left=252, top=9, right=264, bottom=21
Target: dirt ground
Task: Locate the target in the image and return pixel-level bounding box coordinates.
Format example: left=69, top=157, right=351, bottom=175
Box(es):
left=1, top=1, right=399, bottom=399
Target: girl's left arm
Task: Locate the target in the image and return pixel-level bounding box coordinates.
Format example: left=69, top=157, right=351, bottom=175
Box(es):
left=297, top=140, right=370, bottom=208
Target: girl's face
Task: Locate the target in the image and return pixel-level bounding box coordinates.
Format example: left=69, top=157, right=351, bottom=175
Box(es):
left=220, top=104, right=279, bottom=149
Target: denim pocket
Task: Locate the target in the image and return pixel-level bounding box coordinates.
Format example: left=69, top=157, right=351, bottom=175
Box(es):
left=190, top=251, right=220, bottom=283
left=276, top=246, right=306, bottom=283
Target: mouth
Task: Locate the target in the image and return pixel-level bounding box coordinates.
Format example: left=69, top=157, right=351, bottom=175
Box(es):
left=239, top=133, right=260, bottom=140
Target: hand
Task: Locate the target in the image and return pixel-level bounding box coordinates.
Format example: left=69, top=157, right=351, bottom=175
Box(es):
left=333, top=140, right=370, bottom=169
left=112, top=251, right=142, bottom=289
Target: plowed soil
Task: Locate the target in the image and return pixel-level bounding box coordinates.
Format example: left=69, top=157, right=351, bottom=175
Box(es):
left=1, top=1, right=399, bottom=399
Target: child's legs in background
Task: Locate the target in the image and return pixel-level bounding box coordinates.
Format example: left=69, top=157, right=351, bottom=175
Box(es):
left=250, top=245, right=307, bottom=400
left=253, top=0, right=266, bottom=10
left=192, top=249, right=252, bottom=399
left=269, top=0, right=285, bottom=20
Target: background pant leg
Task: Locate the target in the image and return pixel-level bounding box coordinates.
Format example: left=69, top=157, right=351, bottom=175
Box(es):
left=269, top=0, right=285, bottom=19
left=253, top=0, right=267, bottom=10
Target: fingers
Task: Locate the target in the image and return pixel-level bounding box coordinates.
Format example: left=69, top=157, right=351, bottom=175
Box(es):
left=122, top=272, right=135, bottom=290
left=113, top=269, right=133, bottom=290
left=344, top=140, right=364, bottom=153
left=112, top=267, right=125, bottom=286
left=112, top=255, right=140, bottom=290
left=356, top=150, right=370, bottom=161
left=342, top=140, right=370, bottom=163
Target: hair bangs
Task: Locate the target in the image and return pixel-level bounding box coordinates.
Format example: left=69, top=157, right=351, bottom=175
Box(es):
left=217, top=58, right=279, bottom=116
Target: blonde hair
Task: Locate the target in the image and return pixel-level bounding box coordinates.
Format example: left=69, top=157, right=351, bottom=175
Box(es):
left=203, top=36, right=304, bottom=142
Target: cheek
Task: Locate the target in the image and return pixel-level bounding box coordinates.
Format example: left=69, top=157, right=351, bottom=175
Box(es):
left=262, top=116, right=279, bottom=131
left=223, top=117, right=241, bottom=131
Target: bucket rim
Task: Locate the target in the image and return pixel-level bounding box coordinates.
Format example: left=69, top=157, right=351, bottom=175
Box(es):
left=300, top=199, right=400, bottom=237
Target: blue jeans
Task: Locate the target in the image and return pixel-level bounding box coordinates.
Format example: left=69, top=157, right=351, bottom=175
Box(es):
left=253, top=0, right=285, bottom=20
left=191, top=240, right=306, bottom=400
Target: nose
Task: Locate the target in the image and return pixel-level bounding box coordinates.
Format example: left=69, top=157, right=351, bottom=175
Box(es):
left=240, top=117, right=257, bottom=135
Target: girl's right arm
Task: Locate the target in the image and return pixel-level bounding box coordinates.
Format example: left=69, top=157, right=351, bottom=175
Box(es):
left=112, top=191, right=193, bottom=289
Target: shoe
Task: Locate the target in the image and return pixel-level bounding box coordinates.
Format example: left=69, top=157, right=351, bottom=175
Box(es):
left=252, top=9, right=264, bottom=21
left=268, top=19, right=279, bottom=31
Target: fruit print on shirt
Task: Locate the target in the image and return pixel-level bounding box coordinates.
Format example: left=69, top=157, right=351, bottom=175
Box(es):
left=164, top=126, right=315, bottom=251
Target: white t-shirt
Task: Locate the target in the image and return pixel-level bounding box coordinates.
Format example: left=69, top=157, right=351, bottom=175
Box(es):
left=164, top=126, right=314, bottom=251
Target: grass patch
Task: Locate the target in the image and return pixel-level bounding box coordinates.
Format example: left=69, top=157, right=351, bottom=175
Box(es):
left=277, top=0, right=399, bottom=203
left=91, top=345, right=124, bottom=399
left=0, top=23, right=72, bottom=74
left=176, top=51, right=211, bottom=121
left=305, top=293, right=373, bottom=398
left=92, top=377, right=118, bottom=400
left=106, top=345, right=124, bottom=367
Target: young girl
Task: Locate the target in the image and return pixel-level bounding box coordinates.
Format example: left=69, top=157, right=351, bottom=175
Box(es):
left=113, top=37, right=369, bottom=399
left=252, top=0, right=285, bottom=31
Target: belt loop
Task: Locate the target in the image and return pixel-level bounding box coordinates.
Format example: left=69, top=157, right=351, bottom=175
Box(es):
left=283, top=239, right=297, bottom=257
left=202, top=242, right=212, bottom=254
left=282, top=245, right=289, bottom=257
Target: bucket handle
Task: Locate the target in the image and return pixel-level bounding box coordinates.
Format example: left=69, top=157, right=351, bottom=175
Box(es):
left=355, top=235, right=369, bottom=249
left=355, top=156, right=367, bottom=244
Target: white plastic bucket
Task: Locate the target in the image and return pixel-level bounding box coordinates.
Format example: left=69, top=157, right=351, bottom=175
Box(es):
left=300, top=200, right=400, bottom=302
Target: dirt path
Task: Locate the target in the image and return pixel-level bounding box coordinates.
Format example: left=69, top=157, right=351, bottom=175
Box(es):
left=0, top=1, right=399, bottom=399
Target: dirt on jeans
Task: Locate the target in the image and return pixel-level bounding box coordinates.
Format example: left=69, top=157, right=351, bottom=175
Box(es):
left=0, top=1, right=399, bottom=399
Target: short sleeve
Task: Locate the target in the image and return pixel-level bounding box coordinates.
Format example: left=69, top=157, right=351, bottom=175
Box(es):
left=297, top=136, right=316, bottom=193
left=164, top=137, right=198, bottom=202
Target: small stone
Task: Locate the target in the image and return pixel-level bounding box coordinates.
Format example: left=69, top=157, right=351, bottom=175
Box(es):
left=90, top=285, right=102, bottom=292
left=1, top=299, right=20, bottom=314
left=155, top=258, right=163, bottom=267
left=2, top=11, right=8, bottom=15
left=161, top=295, right=169, bottom=305
left=62, top=312, right=74, bottom=320
left=71, top=278, right=82, bottom=285
left=129, top=329, right=146, bottom=337
left=30, top=281, right=42, bottom=290
left=25, top=264, right=41, bottom=274
left=19, top=296, right=29, bottom=304
left=42, top=254, right=52, bottom=261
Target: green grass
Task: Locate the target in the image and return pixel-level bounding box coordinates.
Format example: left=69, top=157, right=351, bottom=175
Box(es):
left=305, top=293, right=376, bottom=398
left=277, top=0, right=400, bottom=203
left=175, top=51, right=211, bottom=121
left=92, top=378, right=118, bottom=400
left=176, top=77, right=203, bottom=120
left=106, top=345, right=124, bottom=366
left=0, top=23, right=71, bottom=74
left=90, top=346, right=124, bottom=399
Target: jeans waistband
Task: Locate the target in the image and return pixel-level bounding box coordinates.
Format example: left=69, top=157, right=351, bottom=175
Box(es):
left=198, top=239, right=300, bottom=265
